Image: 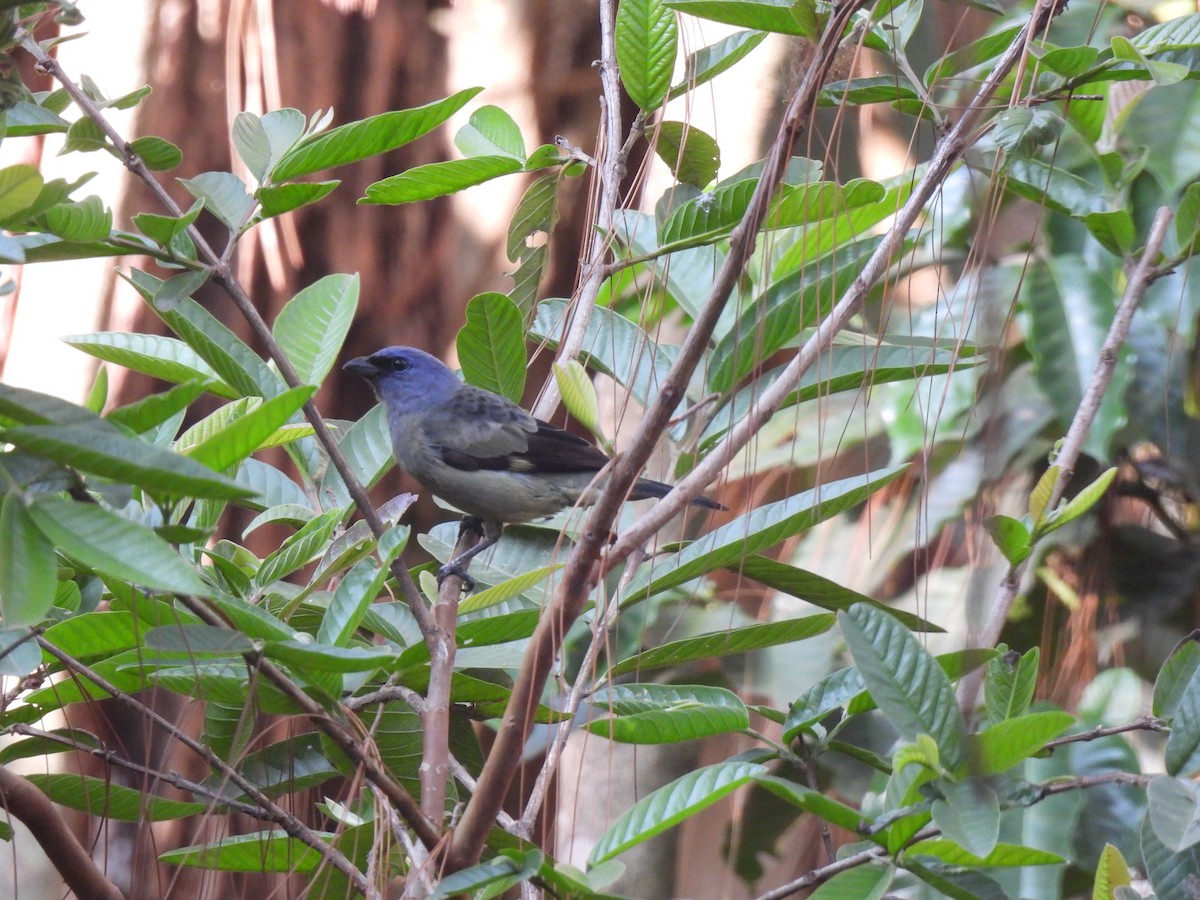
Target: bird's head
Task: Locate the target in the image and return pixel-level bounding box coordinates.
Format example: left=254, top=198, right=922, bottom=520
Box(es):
left=343, top=346, right=461, bottom=411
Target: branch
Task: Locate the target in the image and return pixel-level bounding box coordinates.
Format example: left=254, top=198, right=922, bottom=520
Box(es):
left=17, top=30, right=436, bottom=642
left=957, top=205, right=1173, bottom=710
left=610, top=0, right=1070, bottom=561
left=1043, top=715, right=1167, bottom=749
left=0, top=765, right=125, bottom=900
left=36, top=637, right=371, bottom=892
left=446, top=0, right=869, bottom=870
left=531, top=0, right=628, bottom=421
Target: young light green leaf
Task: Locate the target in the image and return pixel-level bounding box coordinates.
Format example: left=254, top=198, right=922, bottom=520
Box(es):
left=43, top=195, right=112, bottom=242
left=1092, top=843, right=1133, bottom=899
left=184, top=385, right=317, bottom=472
left=983, top=514, right=1031, bottom=566
left=553, top=360, right=601, bottom=440
left=129, top=136, right=182, bottom=171
left=454, top=105, right=525, bottom=160
left=1041, top=466, right=1117, bottom=535
left=273, top=274, right=359, bottom=385
left=1029, top=464, right=1059, bottom=525
left=362, top=155, right=524, bottom=204
left=256, top=180, right=339, bottom=218
left=456, top=292, right=527, bottom=402
left=0, top=164, right=43, bottom=221
left=984, top=646, right=1039, bottom=723
left=178, top=171, right=255, bottom=230
left=972, top=710, right=1074, bottom=775
left=664, top=0, right=816, bottom=36
left=457, top=564, right=563, bottom=614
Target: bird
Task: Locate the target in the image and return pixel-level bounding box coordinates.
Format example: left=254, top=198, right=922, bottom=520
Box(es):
left=343, top=346, right=724, bottom=588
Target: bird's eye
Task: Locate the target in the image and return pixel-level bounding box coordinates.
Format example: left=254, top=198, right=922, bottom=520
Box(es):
left=389, top=357, right=409, bottom=373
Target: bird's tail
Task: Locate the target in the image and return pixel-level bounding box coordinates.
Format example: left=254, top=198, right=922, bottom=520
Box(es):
left=631, top=477, right=726, bottom=510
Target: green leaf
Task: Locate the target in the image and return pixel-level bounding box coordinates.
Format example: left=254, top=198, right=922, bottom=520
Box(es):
left=362, top=155, right=524, bottom=204
left=457, top=564, right=562, bottom=615
left=610, top=615, right=834, bottom=677
left=257, top=180, right=339, bottom=218
left=319, top=405, right=392, bottom=508
left=1149, top=775, right=1200, bottom=852
left=26, top=773, right=205, bottom=821
left=654, top=121, right=720, bottom=187
left=106, top=381, right=205, bottom=435
left=1042, top=467, right=1117, bottom=535
left=784, top=666, right=866, bottom=740
left=1155, top=636, right=1200, bottom=718
left=1166, top=661, right=1200, bottom=775
left=624, top=467, right=906, bottom=602
left=983, top=514, right=1031, bottom=565
left=273, top=273, right=359, bottom=385
left=818, top=76, right=920, bottom=107
left=431, top=853, right=539, bottom=899
left=1084, top=210, right=1137, bottom=257
left=0, top=164, right=43, bottom=220
left=185, top=386, right=317, bottom=472
left=1092, top=843, right=1132, bottom=899
left=456, top=292, right=527, bottom=402
left=62, top=117, right=109, bottom=154
left=1143, top=802, right=1200, bottom=899
left=153, top=297, right=283, bottom=399
left=43, top=195, right=112, bottom=242
left=660, top=174, right=758, bottom=245
left=586, top=683, right=749, bottom=743
left=454, top=105, right=525, bottom=160
left=273, top=88, right=483, bottom=181
left=553, top=360, right=601, bottom=439
left=0, top=495, right=57, bottom=627
left=731, top=556, right=941, bottom=630
left=839, top=603, right=967, bottom=770
left=589, top=761, right=766, bottom=864
left=808, top=864, right=892, bottom=900
left=973, top=710, right=1074, bottom=775
left=667, top=29, right=767, bottom=101
left=984, top=646, right=1039, bottom=723
left=0, top=382, right=101, bottom=426
left=255, top=510, right=341, bottom=588
left=2, top=422, right=253, bottom=499
left=66, top=336, right=236, bottom=398
left=506, top=172, right=560, bottom=264
left=616, top=0, right=678, bottom=111
left=317, top=528, right=406, bottom=647
left=178, top=171, right=254, bottom=230
left=159, top=831, right=324, bottom=872
left=904, top=839, right=1065, bottom=867
left=931, top=778, right=1000, bottom=859
left=664, top=0, right=816, bottom=36
left=27, top=496, right=213, bottom=597
left=129, top=135, right=182, bottom=171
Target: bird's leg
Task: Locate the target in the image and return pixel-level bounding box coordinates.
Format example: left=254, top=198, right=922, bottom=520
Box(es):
left=436, top=517, right=503, bottom=591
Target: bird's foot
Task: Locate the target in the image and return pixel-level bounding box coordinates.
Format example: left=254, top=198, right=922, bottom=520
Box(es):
left=436, top=562, right=476, bottom=592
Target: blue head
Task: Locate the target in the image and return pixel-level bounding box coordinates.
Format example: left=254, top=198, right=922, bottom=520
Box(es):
left=343, top=346, right=461, bottom=414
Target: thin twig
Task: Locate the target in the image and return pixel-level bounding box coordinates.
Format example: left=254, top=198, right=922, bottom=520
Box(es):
left=531, top=0, right=626, bottom=421
left=421, top=525, right=475, bottom=822
left=609, top=0, right=1069, bottom=563
left=17, top=30, right=435, bottom=641
left=957, top=205, right=1173, bottom=711
left=1043, top=715, right=1167, bottom=749
left=36, top=637, right=370, bottom=892
left=447, top=0, right=868, bottom=870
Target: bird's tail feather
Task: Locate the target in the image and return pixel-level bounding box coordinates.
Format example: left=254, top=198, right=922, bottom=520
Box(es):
left=631, top=477, right=725, bottom=510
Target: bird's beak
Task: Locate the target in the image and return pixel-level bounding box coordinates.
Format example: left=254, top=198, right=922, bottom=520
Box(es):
left=343, top=356, right=377, bottom=378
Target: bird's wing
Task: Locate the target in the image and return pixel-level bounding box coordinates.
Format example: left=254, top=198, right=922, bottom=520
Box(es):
left=431, top=386, right=610, bottom=474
